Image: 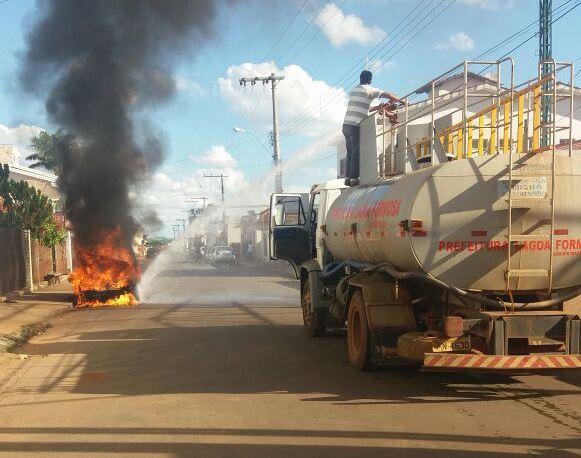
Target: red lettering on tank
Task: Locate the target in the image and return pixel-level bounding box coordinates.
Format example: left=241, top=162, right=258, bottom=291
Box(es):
left=330, top=199, right=402, bottom=221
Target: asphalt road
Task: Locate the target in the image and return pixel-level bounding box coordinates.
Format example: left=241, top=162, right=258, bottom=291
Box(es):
left=0, top=257, right=580, bottom=457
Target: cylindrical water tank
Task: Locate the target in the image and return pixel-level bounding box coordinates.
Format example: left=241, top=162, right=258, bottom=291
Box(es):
left=323, top=153, right=581, bottom=292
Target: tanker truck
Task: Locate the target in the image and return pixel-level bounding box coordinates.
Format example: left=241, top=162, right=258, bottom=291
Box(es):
left=269, top=59, right=581, bottom=371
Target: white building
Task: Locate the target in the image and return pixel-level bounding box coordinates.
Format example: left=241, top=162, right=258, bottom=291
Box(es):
left=337, top=71, right=581, bottom=176
left=408, top=72, right=581, bottom=156
left=2, top=145, right=62, bottom=210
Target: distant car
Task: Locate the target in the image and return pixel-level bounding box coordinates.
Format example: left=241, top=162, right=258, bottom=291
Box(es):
left=210, top=246, right=236, bottom=265
left=146, top=245, right=161, bottom=258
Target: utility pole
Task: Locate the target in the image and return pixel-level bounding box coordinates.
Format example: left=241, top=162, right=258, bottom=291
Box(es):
left=539, top=0, right=552, bottom=147
left=204, top=173, right=228, bottom=236
left=172, top=225, right=180, bottom=240
left=239, top=73, right=285, bottom=193
left=177, top=218, right=187, bottom=232
left=203, top=173, right=228, bottom=203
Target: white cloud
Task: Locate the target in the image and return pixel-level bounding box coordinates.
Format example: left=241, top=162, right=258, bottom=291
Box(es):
left=195, top=145, right=237, bottom=168
left=315, top=3, right=385, bottom=47
left=435, top=32, right=475, bottom=52
left=458, top=0, right=514, bottom=9
left=174, top=76, right=204, bottom=95
left=0, top=123, right=45, bottom=164
left=137, top=127, right=347, bottom=236
left=218, top=61, right=347, bottom=137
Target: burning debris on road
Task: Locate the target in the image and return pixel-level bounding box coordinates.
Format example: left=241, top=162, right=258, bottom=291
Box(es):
left=19, top=0, right=231, bottom=306
left=69, top=228, right=139, bottom=307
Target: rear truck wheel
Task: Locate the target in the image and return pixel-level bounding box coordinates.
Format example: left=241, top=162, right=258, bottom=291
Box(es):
left=301, top=277, right=326, bottom=337
left=347, top=290, right=372, bottom=371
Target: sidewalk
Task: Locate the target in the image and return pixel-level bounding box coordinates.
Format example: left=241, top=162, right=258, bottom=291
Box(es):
left=0, top=280, right=72, bottom=353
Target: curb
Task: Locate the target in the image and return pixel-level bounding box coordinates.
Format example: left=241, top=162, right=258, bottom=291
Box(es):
left=0, top=322, right=51, bottom=353
left=0, top=305, right=71, bottom=354
left=0, top=274, right=72, bottom=353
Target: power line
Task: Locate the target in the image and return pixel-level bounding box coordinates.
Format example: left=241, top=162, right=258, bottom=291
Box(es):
left=281, top=0, right=432, bottom=134
left=369, top=0, right=456, bottom=73
left=228, top=2, right=312, bottom=159
left=263, top=0, right=309, bottom=61
left=294, top=0, right=454, bottom=133
left=276, top=2, right=329, bottom=65
left=287, top=0, right=579, bottom=136
left=284, top=0, right=442, bottom=134
left=399, top=0, right=581, bottom=128
left=329, top=0, right=432, bottom=91
left=289, top=0, right=456, bottom=135
left=281, top=0, right=350, bottom=67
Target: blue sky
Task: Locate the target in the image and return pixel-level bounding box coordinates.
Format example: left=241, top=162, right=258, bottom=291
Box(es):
left=0, top=0, right=580, bottom=236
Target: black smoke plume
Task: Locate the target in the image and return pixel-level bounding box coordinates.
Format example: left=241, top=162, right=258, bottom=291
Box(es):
left=20, top=0, right=226, bottom=250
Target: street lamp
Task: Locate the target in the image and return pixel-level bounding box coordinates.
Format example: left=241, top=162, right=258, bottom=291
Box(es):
left=233, top=126, right=271, bottom=156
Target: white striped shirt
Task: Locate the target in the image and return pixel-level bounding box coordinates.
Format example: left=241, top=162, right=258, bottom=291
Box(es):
left=343, top=84, right=382, bottom=127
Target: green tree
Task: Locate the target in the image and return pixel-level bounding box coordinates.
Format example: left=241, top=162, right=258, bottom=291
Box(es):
left=26, top=130, right=66, bottom=174
left=0, top=164, right=65, bottom=247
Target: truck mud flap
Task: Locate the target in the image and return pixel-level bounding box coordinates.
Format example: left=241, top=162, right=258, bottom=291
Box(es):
left=422, top=353, right=581, bottom=371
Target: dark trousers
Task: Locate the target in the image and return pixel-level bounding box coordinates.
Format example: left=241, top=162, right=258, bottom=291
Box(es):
left=342, top=124, right=360, bottom=180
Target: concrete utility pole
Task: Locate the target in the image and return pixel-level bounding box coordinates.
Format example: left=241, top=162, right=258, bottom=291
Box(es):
left=203, top=173, right=228, bottom=203
left=539, top=0, right=552, bottom=147
left=239, top=73, right=285, bottom=193
left=177, top=218, right=187, bottom=232
left=204, top=173, right=228, bottom=232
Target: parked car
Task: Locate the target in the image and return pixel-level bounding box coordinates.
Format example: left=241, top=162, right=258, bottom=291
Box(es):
left=210, top=246, right=236, bottom=264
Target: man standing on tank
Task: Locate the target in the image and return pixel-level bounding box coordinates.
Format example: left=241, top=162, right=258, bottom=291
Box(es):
left=342, top=70, right=401, bottom=186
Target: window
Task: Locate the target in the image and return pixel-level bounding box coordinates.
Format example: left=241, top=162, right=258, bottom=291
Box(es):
left=311, top=193, right=320, bottom=224
left=273, top=195, right=306, bottom=226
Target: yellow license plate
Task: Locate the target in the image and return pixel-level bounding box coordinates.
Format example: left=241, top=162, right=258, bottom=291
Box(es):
left=433, top=336, right=471, bottom=353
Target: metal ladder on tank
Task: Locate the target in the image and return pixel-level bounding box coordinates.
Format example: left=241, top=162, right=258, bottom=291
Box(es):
left=505, top=60, right=575, bottom=293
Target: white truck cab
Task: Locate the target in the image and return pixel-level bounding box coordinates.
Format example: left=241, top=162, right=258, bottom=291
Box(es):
left=269, top=179, right=347, bottom=275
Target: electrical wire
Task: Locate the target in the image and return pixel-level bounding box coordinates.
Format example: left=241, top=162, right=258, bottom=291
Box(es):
left=276, top=2, right=330, bottom=65
left=284, top=0, right=436, bottom=133
left=288, top=0, right=580, bottom=135
left=285, top=0, right=448, bottom=134
left=280, top=0, right=350, bottom=67
left=399, top=0, right=581, bottom=129
left=263, top=0, right=310, bottom=61
left=289, top=0, right=456, bottom=135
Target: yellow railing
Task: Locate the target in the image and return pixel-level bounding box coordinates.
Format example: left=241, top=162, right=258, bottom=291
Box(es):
left=412, top=74, right=553, bottom=161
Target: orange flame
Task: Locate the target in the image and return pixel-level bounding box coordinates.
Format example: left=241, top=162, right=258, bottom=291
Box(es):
left=69, top=227, right=140, bottom=307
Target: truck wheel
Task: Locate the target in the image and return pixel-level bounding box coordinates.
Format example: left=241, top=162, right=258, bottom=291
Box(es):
left=301, top=278, right=326, bottom=337
left=347, top=290, right=372, bottom=371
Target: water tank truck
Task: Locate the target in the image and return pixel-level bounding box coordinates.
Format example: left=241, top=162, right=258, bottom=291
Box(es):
left=269, top=59, right=581, bottom=370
